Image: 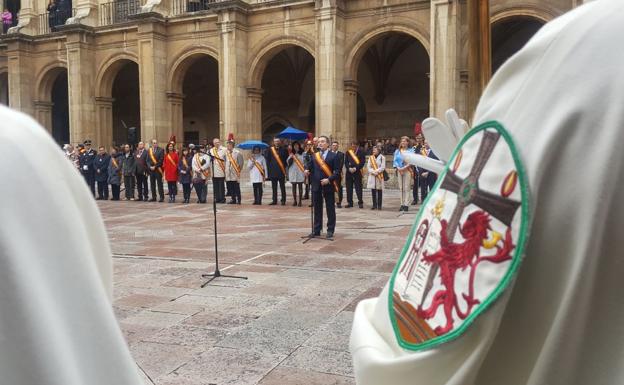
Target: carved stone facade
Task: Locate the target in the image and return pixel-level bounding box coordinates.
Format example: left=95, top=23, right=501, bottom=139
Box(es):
left=0, top=0, right=582, bottom=146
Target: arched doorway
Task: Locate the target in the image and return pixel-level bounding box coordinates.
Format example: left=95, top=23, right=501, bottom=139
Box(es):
left=353, top=33, right=430, bottom=142
left=51, top=70, right=69, bottom=144
left=111, top=61, right=140, bottom=146
left=0, top=72, right=8, bottom=105
left=492, top=17, right=545, bottom=74
left=180, top=55, right=219, bottom=145
left=260, top=45, right=315, bottom=142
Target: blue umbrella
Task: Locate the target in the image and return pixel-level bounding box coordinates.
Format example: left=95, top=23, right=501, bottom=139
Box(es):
left=236, top=140, right=269, bottom=150
left=276, top=126, right=309, bottom=140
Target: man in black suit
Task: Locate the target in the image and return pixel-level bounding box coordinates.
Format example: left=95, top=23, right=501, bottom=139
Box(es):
left=344, top=140, right=365, bottom=208
left=305, top=135, right=340, bottom=239
left=146, top=139, right=165, bottom=202
left=265, top=137, right=289, bottom=205
left=330, top=141, right=345, bottom=208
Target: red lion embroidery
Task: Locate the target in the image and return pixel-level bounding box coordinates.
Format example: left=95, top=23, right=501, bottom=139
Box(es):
left=417, top=210, right=515, bottom=335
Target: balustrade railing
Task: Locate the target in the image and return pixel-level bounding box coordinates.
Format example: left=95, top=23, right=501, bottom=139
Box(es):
left=171, top=0, right=230, bottom=16
left=38, top=7, right=76, bottom=35
left=99, top=0, right=143, bottom=26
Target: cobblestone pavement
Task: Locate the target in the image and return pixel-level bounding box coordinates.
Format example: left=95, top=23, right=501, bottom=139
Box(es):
left=102, top=186, right=419, bottom=385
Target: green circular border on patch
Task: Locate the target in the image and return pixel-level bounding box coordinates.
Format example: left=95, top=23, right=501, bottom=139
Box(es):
left=387, top=121, right=531, bottom=352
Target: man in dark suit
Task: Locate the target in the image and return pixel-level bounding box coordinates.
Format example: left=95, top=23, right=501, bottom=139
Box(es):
left=305, top=135, right=340, bottom=239
left=134, top=142, right=149, bottom=202
left=417, top=141, right=439, bottom=203
left=93, top=146, right=110, bottom=200
left=344, top=140, right=365, bottom=208
left=265, top=137, right=289, bottom=205
left=330, top=141, right=345, bottom=208
left=146, top=139, right=165, bottom=202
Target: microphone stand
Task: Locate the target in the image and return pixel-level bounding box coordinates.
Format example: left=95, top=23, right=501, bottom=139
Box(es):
left=201, top=150, right=247, bottom=287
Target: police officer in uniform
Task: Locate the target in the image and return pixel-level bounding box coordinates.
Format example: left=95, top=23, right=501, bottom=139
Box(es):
left=79, top=139, right=97, bottom=197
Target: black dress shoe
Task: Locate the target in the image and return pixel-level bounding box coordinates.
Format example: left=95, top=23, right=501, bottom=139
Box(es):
left=336, top=203, right=342, bottom=208
left=371, top=206, right=377, bottom=210
left=298, top=202, right=302, bottom=207
left=399, top=206, right=404, bottom=212
left=149, top=198, right=156, bottom=202
left=345, top=204, right=353, bottom=208
left=358, top=203, right=364, bottom=209
left=326, top=232, right=334, bottom=239
left=411, top=200, right=417, bottom=206
left=281, top=201, right=286, bottom=206
left=269, top=202, right=277, bottom=205
left=308, top=232, right=321, bottom=238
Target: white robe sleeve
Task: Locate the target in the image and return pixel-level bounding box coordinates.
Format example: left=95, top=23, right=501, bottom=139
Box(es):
left=0, top=106, right=142, bottom=385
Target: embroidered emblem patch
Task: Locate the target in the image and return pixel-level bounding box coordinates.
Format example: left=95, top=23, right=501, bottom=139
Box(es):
left=388, top=121, right=530, bottom=351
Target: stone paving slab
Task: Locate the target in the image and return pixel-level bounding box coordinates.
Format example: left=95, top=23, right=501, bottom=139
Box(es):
left=100, top=186, right=417, bottom=384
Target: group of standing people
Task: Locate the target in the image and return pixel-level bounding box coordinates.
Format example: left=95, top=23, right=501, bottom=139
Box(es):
left=62, top=133, right=438, bottom=217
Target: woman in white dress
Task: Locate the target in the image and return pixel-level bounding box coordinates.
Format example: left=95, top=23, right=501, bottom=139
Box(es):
left=287, top=141, right=306, bottom=207
left=366, top=145, right=385, bottom=210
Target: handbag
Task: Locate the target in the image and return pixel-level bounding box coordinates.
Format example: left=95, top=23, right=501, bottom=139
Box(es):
left=383, top=170, right=389, bottom=182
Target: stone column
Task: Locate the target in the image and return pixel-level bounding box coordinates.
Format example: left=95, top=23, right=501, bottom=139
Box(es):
left=217, top=6, right=248, bottom=141
left=95, top=97, right=114, bottom=147
left=5, top=36, right=34, bottom=116
left=167, top=92, right=184, bottom=143
left=315, top=0, right=346, bottom=140
left=134, top=13, right=168, bottom=143
left=64, top=25, right=97, bottom=144
left=246, top=87, right=263, bottom=140
left=34, top=101, right=53, bottom=132
left=467, top=0, right=490, bottom=120
left=430, top=0, right=466, bottom=121
left=343, top=80, right=358, bottom=145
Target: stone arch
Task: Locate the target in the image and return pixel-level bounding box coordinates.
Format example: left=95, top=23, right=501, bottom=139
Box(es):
left=247, top=34, right=316, bottom=89
left=95, top=53, right=139, bottom=97
left=167, top=46, right=219, bottom=94
left=491, top=13, right=548, bottom=73
left=35, top=62, right=67, bottom=101
left=491, top=5, right=556, bottom=25
left=344, top=20, right=430, bottom=81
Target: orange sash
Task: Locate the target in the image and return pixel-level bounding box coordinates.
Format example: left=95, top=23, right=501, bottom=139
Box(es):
left=148, top=148, right=163, bottom=174
left=400, top=149, right=415, bottom=177
left=211, top=147, right=226, bottom=173
left=270, top=146, right=286, bottom=175
left=111, top=157, right=119, bottom=169
left=252, top=157, right=266, bottom=179
left=182, top=156, right=189, bottom=169
left=313, top=152, right=339, bottom=192
left=370, top=155, right=384, bottom=182
left=226, top=151, right=241, bottom=177
left=195, top=153, right=210, bottom=177
left=347, top=149, right=362, bottom=175
left=291, top=153, right=305, bottom=172
left=166, top=153, right=177, bottom=168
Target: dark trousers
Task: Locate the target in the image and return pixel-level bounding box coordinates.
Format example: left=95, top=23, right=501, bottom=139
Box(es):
left=83, top=173, right=95, bottom=197
left=97, top=181, right=108, bottom=199
left=413, top=174, right=419, bottom=203
left=420, top=174, right=437, bottom=203
left=167, top=181, right=177, bottom=196
left=346, top=172, right=363, bottom=205
left=226, top=181, right=241, bottom=203
left=253, top=183, right=263, bottom=204
left=213, top=177, right=226, bottom=203
left=194, top=182, right=206, bottom=203
left=150, top=173, right=164, bottom=199
left=182, top=183, right=191, bottom=200
left=304, top=180, right=310, bottom=199
left=136, top=174, right=148, bottom=200
left=313, top=188, right=336, bottom=234
left=124, top=176, right=135, bottom=199
left=111, top=184, right=121, bottom=200
left=291, top=183, right=303, bottom=204
left=271, top=177, right=286, bottom=203
left=371, top=189, right=383, bottom=209
left=336, top=177, right=343, bottom=204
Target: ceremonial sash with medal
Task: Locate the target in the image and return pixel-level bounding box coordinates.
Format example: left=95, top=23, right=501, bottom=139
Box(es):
left=112, top=157, right=120, bottom=175
left=291, top=153, right=305, bottom=172
left=195, top=153, right=210, bottom=177
left=252, top=157, right=266, bottom=179
left=226, top=151, right=241, bottom=177
left=370, top=155, right=384, bottom=182
left=270, top=146, right=286, bottom=175
left=212, top=147, right=226, bottom=173
left=166, top=153, right=177, bottom=168
left=347, top=149, right=362, bottom=175
left=313, top=151, right=339, bottom=192
left=148, top=148, right=163, bottom=174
